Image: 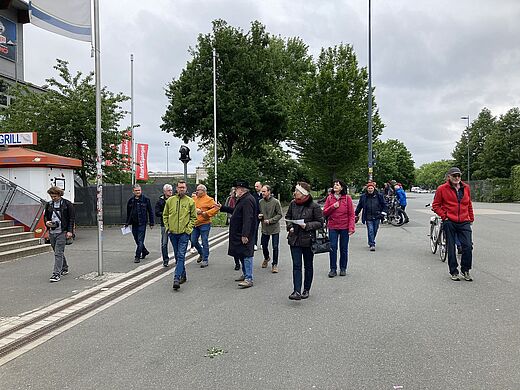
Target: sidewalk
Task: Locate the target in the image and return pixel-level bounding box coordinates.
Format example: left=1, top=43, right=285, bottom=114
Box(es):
left=0, top=225, right=227, bottom=318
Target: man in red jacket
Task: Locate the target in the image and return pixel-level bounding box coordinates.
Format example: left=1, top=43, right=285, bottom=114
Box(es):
left=432, top=167, right=475, bottom=281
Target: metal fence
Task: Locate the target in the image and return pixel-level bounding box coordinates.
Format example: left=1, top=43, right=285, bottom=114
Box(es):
left=74, top=183, right=197, bottom=226
left=469, top=179, right=512, bottom=202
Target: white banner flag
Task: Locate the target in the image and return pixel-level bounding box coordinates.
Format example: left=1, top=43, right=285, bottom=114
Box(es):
left=29, top=0, right=92, bottom=42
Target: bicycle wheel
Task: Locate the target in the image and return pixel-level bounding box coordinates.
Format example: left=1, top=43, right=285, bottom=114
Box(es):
left=439, top=228, right=447, bottom=262
left=390, top=209, right=405, bottom=226
left=429, top=223, right=438, bottom=254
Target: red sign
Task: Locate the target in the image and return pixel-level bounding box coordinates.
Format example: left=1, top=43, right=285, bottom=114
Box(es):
left=136, top=143, right=148, bottom=181
left=120, top=130, right=132, bottom=171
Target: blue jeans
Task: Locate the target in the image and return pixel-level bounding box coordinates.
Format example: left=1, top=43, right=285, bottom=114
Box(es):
left=329, top=229, right=349, bottom=271
left=239, top=256, right=254, bottom=281
left=290, top=246, right=314, bottom=293
left=131, top=224, right=147, bottom=258
left=190, top=223, right=211, bottom=262
left=366, top=219, right=380, bottom=247
left=169, top=233, right=190, bottom=280
left=444, top=221, right=473, bottom=275
left=160, top=226, right=169, bottom=261
left=261, top=233, right=279, bottom=264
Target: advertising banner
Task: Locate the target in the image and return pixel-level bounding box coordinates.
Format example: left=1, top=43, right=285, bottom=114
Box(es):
left=136, top=143, right=149, bottom=181
left=0, top=16, right=17, bottom=62
left=120, top=130, right=132, bottom=171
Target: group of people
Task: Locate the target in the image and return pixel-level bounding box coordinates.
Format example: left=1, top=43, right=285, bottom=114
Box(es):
left=45, top=166, right=475, bottom=293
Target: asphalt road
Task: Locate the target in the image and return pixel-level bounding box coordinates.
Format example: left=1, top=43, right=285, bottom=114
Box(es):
left=1, top=193, right=520, bottom=389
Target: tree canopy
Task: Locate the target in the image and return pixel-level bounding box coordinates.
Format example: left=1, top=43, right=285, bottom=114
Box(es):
left=452, top=106, right=520, bottom=180
left=0, top=59, right=129, bottom=186
left=371, top=139, right=415, bottom=189
left=415, top=160, right=454, bottom=189
left=161, top=19, right=312, bottom=162
left=288, top=44, right=383, bottom=188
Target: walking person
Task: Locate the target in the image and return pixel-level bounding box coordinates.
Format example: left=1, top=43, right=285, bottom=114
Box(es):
left=258, top=185, right=283, bottom=273
left=163, top=180, right=197, bottom=290
left=286, top=182, right=324, bottom=300
left=125, top=184, right=154, bottom=263
left=225, top=187, right=241, bottom=270
left=218, top=180, right=257, bottom=288
left=191, top=184, right=219, bottom=268
left=253, top=181, right=263, bottom=251
left=322, top=180, right=355, bottom=277
left=355, top=182, right=387, bottom=251
left=44, top=186, right=75, bottom=282
left=432, top=167, right=475, bottom=281
left=155, top=184, right=173, bottom=267
left=224, top=187, right=236, bottom=226
left=393, top=183, right=409, bottom=223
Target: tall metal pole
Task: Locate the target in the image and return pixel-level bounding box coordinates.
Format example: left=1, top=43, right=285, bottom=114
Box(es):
left=461, top=115, right=470, bottom=182
left=367, top=0, right=373, bottom=182
left=213, top=47, right=218, bottom=202
left=130, top=54, right=135, bottom=185
left=93, top=0, right=103, bottom=275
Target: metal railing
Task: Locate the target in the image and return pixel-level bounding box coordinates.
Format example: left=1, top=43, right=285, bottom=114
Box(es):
left=0, top=175, right=46, bottom=231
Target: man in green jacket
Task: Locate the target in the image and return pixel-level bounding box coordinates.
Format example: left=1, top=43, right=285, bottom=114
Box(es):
left=163, top=180, right=197, bottom=290
left=259, top=185, right=283, bottom=273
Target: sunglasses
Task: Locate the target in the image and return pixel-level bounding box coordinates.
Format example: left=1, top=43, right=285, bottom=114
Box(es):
left=450, top=173, right=461, bottom=178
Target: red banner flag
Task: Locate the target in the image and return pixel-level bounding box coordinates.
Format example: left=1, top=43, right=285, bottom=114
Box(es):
left=121, top=130, right=132, bottom=171
left=136, top=143, right=149, bottom=181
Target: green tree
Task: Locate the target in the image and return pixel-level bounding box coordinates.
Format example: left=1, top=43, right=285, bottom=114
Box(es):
left=371, top=139, right=415, bottom=189
left=415, top=160, right=454, bottom=189
left=289, top=44, right=383, bottom=187
left=452, top=108, right=496, bottom=180
left=479, top=107, right=520, bottom=179
left=0, top=59, right=129, bottom=186
left=161, top=20, right=312, bottom=162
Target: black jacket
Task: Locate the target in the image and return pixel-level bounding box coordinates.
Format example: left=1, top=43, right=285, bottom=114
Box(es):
left=220, top=192, right=256, bottom=258
left=44, top=198, right=75, bottom=233
left=154, top=195, right=167, bottom=227
left=126, top=194, right=154, bottom=227
left=355, top=191, right=387, bottom=223
left=285, top=196, right=323, bottom=247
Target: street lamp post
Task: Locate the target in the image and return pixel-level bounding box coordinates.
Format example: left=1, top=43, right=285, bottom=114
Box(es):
left=367, top=0, right=373, bottom=181
left=164, top=141, right=170, bottom=176
left=460, top=115, right=470, bottom=182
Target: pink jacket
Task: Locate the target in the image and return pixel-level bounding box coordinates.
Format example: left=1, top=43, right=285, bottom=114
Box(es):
left=323, top=194, right=355, bottom=232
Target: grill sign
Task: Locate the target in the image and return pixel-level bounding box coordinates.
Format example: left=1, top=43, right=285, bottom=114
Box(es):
left=0, top=132, right=38, bottom=146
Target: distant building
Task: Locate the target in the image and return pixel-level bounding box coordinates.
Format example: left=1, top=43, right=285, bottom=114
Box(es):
left=0, top=1, right=46, bottom=108
left=196, top=166, right=208, bottom=183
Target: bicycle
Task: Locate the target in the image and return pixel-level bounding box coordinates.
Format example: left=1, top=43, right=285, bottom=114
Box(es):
left=426, top=204, right=447, bottom=262
left=383, top=196, right=405, bottom=226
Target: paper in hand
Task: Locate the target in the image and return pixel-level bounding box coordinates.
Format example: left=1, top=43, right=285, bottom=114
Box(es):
left=121, top=226, right=132, bottom=235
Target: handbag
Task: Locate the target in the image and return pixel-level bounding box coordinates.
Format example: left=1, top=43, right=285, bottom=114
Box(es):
left=311, top=228, right=331, bottom=254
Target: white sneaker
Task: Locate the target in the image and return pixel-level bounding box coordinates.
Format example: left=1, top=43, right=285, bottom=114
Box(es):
left=190, top=247, right=197, bottom=254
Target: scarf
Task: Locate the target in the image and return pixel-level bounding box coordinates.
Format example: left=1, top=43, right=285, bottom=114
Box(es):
left=295, top=195, right=310, bottom=205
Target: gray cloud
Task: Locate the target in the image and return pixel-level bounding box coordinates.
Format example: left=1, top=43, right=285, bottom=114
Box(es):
left=22, top=0, right=520, bottom=172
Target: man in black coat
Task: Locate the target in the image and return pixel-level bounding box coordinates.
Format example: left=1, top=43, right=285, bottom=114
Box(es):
left=219, top=179, right=256, bottom=288
left=125, top=184, right=154, bottom=263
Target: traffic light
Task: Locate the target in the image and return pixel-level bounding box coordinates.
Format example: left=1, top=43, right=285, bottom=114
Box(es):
left=179, top=145, right=191, bottom=163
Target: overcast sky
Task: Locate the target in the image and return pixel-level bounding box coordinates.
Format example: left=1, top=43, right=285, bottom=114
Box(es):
left=22, top=0, right=520, bottom=174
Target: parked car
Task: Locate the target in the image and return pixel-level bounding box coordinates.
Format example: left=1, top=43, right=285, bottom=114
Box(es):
left=411, top=186, right=428, bottom=193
